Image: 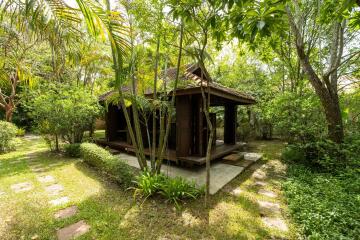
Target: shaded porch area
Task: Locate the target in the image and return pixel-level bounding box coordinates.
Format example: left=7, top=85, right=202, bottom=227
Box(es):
left=95, top=139, right=245, bottom=166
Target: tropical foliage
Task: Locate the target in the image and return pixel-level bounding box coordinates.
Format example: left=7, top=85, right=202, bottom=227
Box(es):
left=0, top=120, right=17, bottom=152
left=0, top=0, right=360, bottom=238
left=24, top=84, right=101, bottom=150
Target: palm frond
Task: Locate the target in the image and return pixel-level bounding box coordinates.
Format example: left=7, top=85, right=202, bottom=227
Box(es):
left=75, top=0, right=130, bottom=56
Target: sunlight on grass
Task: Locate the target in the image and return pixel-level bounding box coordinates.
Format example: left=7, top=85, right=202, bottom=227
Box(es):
left=0, top=137, right=295, bottom=239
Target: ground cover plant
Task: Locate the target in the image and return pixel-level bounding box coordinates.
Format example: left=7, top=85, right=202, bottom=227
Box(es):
left=282, top=136, right=360, bottom=239
left=133, top=171, right=203, bottom=208
left=283, top=165, right=360, bottom=239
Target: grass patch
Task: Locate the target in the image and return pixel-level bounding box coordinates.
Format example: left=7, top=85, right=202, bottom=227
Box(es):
left=0, top=137, right=295, bottom=239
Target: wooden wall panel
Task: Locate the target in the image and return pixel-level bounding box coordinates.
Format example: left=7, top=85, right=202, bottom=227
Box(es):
left=176, top=96, right=192, bottom=157
left=224, top=105, right=237, bottom=144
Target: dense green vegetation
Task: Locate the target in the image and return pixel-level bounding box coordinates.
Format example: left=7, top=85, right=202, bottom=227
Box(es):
left=1, top=0, right=360, bottom=239
left=283, top=164, right=360, bottom=239
left=80, top=142, right=135, bottom=187
left=134, top=171, right=203, bottom=208
left=0, top=121, right=17, bottom=152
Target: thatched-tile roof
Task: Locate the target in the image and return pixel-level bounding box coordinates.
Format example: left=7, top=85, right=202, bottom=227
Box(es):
left=99, top=63, right=256, bottom=104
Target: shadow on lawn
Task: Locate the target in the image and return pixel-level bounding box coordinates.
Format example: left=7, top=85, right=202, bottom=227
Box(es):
left=71, top=156, right=274, bottom=240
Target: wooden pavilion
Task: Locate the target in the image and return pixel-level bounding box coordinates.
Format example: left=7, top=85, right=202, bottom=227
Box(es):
left=97, top=63, right=256, bottom=165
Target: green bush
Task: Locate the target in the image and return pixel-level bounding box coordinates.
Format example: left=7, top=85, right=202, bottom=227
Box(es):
left=134, top=171, right=166, bottom=198
left=160, top=177, right=203, bottom=207
left=0, top=121, right=18, bottom=153
left=63, top=143, right=81, bottom=158
left=80, top=143, right=134, bottom=186
left=133, top=171, right=203, bottom=208
left=25, top=83, right=101, bottom=150
left=16, top=127, right=26, bottom=137
left=282, top=145, right=306, bottom=163
left=283, top=164, right=360, bottom=239
left=282, top=139, right=349, bottom=171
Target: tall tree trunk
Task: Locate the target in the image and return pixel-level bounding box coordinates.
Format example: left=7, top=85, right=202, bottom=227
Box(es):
left=5, top=105, right=14, bottom=122
left=286, top=6, right=344, bottom=143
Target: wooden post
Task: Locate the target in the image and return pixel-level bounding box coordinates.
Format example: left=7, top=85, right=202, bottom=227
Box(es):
left=224, top=104, right=237, bottom=145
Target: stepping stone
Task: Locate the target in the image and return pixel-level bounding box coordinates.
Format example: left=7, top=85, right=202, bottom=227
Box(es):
left=257, top=200, right=280, bottom=214
left=9, top=160, right=22, bottom=164
left=49, top=196, right=69, bottom=206
left=252, top=170, right=266, bottom=180
left=32, top=167, right=48, bottom=173
left=223, top=153, right=242, bottom=162
left=31, top=234, right=39, bottom=240
left=254, top=181, right=267, bottom=187
left=0, top=190, right=6, bottom=196
left=11, top=182, right=33, bottom=193
left=48, top=163, right=63, bottom=168
left=45, top=184, right=64, bottom=195
left=54, top=206, right=78, bottom=219
left=56, top=220, right=90, bottom=240
left=258, top=189, right=277, bottom=198
left=240, top=152, right=262, bottom=162
left=29, top=163, right=43, bottom=167
left=262, top=217, right=288, bottom=231
left=229, top=187, right=243, bottom=197
left=37, top=175, right=55, bottom=184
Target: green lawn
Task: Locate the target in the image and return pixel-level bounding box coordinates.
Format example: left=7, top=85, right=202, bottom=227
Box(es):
left=0, top=137, right=295, bottom=239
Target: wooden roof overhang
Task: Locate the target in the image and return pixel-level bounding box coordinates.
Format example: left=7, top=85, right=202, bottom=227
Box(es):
left=171, top=86, right=256, bottom=105
left=99, top=63, right=256, bottom=106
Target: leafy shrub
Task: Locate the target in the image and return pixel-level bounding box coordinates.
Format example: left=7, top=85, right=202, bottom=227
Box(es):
left=80, top=143, right=134, bottom=186
left=133, top=171, right=166, bottom=198
left=0, top=121, right=18, bottom=153
left=281, top=145, right=306, bottom=163
left=16, top=128, right=26, bottom=137
left=63, top=143, right=81, bottom=158
left=133, top=171, right=203, bottom=208
left=282, top=139, right=349, bottom=171
left=160, top=177, right=203, bottom=207
left=25, top=83, right=101, bottom=150
left=283, top=164, right=360, bottom=239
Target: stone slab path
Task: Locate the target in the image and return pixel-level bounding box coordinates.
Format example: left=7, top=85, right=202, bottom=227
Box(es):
left=11, top=182, right=33, bottom=193
left=262, top=217, right=288, bottom=232
left=54, top=206, right=78, bottom=220
left=252, top=169, right=267, bottom=180
left=45, top=184, right=64, bottom=196
left=0, top=189, right=5, bottom=196
left=242, top=152, right=263, bottom=162
left=257, top=200, right=281, bottom=215
left=258, top=189, right=277, bottom=198
left=229, top=187, right=243, bottom=197
left=49, top=196, right=69, bottom=206
left=22, top=153, right=90, bottom=239
left=254, top=181, right=267, bottom=187
left=9, top=159, right=23, bottom=164
left=37, top=175, right=56, bottom=184
left=56, top=220, right=90, bottom=240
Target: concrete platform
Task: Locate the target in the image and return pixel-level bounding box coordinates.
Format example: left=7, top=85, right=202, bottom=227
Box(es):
left=117, top=153, right=244, bottom=195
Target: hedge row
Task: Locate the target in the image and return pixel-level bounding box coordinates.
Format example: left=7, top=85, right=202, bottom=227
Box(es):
left=80, top=143, right=134, bottom=186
